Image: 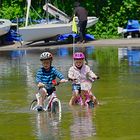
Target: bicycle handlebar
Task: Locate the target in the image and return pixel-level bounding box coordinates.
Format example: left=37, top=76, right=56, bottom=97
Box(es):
left=38, top=79, right=68, bottom=89
left=68, top=76, right=100, bottom=82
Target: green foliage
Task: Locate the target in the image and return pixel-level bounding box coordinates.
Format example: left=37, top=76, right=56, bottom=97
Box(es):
left=0, top=0, right=139, bottom=39
left=0, top=2, right=24, bottom=20
left=89, top=0, right=140, bottom=39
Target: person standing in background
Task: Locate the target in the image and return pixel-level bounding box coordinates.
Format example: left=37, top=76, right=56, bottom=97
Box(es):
left=69, top=2, right=88, bottom=43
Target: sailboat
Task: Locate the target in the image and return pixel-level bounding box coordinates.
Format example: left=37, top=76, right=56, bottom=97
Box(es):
left=43, top=3, right=99, bottom=28
left=19, top=1, right=98, bottom=43
left=19, top=0, right=72, bottom=43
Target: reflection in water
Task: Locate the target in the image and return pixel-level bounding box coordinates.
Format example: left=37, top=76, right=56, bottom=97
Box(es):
left=36, top=112, right=61, bottom=140
left=1, top=46, right=140, bottom=140
left=10, top=50, right=26, bottom=59
left=118, top=47, right=140, bottom=66
left=0, top=50, right=28, bottom=90
left=70, top=107, right=96, bottom=140
left=86, top=46, right=94, bottom=55
left=57, top=47, right=69, bottom=57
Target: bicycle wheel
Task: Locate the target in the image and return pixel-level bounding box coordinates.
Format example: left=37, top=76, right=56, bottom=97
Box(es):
left=51, top=99, right=61, bottom=114
left=87, top=101, right=94, bottom=108
left=30, top=99, right=38, bottom=111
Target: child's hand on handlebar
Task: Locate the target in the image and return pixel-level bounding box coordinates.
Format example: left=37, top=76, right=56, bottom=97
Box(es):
left=52, top=79, right=68, bottom=86
left=37, top=82, right=45, bottom=88
left=60, top=79, right=68, bottom=83
left=88, top=76, right=99, bottom=82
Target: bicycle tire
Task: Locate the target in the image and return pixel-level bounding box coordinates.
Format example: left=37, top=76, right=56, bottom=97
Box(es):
left=87, top=101, right=94, bottom=108
left=30, top=99, right=38, bottom=110
left=51, top=101, right=58, bottom=113
left=51, top=99, right=61, bottom=114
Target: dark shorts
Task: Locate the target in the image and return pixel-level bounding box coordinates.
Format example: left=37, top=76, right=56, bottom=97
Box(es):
left=47, top=87, right=56, bottom=96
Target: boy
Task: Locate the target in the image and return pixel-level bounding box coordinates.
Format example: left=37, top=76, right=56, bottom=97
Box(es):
left=36, top=52, right=67, bottom=111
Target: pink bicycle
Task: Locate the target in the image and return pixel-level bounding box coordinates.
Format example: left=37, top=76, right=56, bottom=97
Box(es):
left=69, top=77, right=99, bottom=108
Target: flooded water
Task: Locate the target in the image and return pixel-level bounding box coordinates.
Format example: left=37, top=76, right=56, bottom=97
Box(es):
left=0, top=45, right=140, bottom=140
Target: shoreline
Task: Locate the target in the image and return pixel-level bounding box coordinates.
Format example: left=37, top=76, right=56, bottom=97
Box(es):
left=0, top=38, right=140, bottom=51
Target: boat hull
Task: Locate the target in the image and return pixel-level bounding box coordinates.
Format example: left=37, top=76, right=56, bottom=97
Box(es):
left=0, top=19, right=12, bottom=36
left=86, top=17, right=99, bottom=28
left=19, top=17, right=98, bottom=43
left=19, top=23, right=72, bottom=42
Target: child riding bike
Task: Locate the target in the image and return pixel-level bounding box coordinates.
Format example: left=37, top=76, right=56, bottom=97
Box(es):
left=35, top=52, right=67, bottom=111
left=68, top=52, right=99, bottom=106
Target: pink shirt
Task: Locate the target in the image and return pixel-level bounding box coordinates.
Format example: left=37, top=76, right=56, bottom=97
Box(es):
left=68, top=64, right=97, bottom=84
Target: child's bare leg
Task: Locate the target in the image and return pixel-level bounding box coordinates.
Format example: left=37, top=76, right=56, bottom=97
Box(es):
left=69, top=95, right=76, bottom=105
left=88, top=91, right=98, bottom=105
left=37, top=87, right=47, bottom=106
left=81, top=90, right=86, bottom=105
left=69, top=90, right=79, bottom=106
left=91, top=95, right=99, bottom=105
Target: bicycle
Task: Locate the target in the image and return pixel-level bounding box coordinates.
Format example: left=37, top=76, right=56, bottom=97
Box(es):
left=30, top=80, right=63, bottom=113
left=69, top=77, right=99, bottom=108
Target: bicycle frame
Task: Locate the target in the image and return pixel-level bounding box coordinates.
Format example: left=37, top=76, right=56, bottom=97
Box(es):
left=44, top=92, right=61, bottom=113
left=74, top=79, right=96, bottom=108
left=30, top=80, right=62, bottom=113
left=75, top=90, right=93, bottom=107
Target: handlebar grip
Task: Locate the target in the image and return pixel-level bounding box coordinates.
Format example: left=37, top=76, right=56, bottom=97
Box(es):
left=97, top=76, right=100, bottom=79
left=52, top=80, right=60, bottom=86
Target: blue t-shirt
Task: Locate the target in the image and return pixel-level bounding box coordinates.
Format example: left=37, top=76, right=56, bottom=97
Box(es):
left=36, top=66, right=64, bottom=89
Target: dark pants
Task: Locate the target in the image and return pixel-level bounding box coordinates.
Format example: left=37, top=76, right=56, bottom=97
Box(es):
left=78, top=20, right=87, bottom=42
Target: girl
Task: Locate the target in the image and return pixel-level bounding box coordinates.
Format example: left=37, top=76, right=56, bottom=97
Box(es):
left=68, top=52, right=99, bottom=106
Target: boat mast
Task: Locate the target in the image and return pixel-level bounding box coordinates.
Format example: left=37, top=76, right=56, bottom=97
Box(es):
left=46, top=0, right=49, bottom=23
left=25, top=0, right=31, bottom=27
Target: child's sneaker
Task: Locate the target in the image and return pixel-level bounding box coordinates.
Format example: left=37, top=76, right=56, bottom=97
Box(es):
left=37, top=106, right=43, bottom=111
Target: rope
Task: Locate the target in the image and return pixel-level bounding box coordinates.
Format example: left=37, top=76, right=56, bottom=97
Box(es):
left=30, top=5, right=42, bottom=19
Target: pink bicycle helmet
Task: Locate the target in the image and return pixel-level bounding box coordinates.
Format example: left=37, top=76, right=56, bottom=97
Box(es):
left=73, top=52, right=85, bottom=59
